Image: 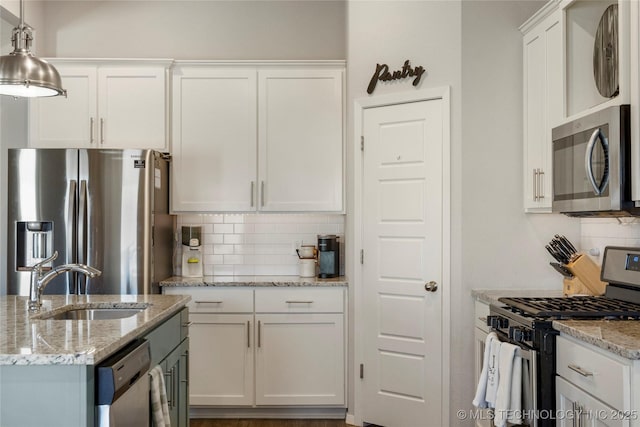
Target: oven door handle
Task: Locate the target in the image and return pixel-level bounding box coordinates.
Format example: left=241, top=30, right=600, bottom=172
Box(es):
left=585, top=127, right=610, bottom=196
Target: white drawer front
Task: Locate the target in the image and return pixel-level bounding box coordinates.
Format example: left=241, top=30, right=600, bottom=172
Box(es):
left=255, top=288, right=344, bottom=313
left=164, top=287, right=254, bottom=313
left=556, top=335, right=630, bottom=410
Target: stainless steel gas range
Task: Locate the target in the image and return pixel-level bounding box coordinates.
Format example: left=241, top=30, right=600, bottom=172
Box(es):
left=487, top=246, right=640, bottom=427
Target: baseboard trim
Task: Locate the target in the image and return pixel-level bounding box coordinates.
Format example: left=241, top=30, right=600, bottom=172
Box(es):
left=345, top=413, right=356, bottom=426
left=190, top=407, right=347, bottom=419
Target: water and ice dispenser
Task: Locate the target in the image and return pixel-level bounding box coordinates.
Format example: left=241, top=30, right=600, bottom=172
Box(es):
left=16, top=221, right=53, bottom=271
left=181, top=226, right=203, bottom=277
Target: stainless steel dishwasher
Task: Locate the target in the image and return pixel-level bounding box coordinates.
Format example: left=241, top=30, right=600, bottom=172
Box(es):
left=96, top=339, right=151, bottom=427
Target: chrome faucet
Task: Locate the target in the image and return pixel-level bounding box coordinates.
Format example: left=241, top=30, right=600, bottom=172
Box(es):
left=28, top=251, right=102, bottom=312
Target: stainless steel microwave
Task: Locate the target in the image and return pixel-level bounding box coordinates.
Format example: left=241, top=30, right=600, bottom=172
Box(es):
left=552, top=104, right=640, bottom=216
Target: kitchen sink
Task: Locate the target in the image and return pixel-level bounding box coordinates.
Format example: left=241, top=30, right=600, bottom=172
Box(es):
left=36, top=305, right=148, bottom=320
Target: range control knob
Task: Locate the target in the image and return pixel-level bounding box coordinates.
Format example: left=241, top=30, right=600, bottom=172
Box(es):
left=487, top=315, right=509, bottom=329
left=509, top=326, right=531, bottom=343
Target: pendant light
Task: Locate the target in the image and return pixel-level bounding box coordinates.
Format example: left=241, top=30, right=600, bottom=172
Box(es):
left=0, top=0, right=65, bottom=97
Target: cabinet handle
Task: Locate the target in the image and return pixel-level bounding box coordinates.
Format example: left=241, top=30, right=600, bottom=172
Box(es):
left=539, top=169, right=545, bottom=199
left=532, top=169, right=537, bottom=201
left=194, top=300, right=222, bottom=304
left=182, top=322, right=193, bottom=327
left=261, top=181, right=265, bottom=207
left=164, top=371, right=173, bottom=407
left=567, top=364, right=593, bottom=377
left=247, top=320, right=251, bottom=348
left=100, top=118, right=105, bottom=144
left=90, top=118, right=94, bottom=144
left=250, top=181, right=255, bottom=207
left=171, top=366, right=177, bottom=408
left=258, top=320, right=261, bottom=348
left=572, top=401, right=584, bottom=427
left=285, top=300, right=314, bottom=304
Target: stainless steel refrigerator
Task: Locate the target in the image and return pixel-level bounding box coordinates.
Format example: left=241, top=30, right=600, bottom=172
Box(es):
left=7, top=149, right=174, bottom=295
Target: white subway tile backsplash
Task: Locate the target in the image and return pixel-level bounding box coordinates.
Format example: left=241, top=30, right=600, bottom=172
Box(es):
left=581, top=218, right=640, bottom=264
left=224, top=234, right=244, bottom=245
left=213, top=244, right=234, bottom=255
left=174, top=213, right=345, bottom=276
left=224, top=254, right=244, bottom=265
left=234, top=224, right=254, bottom=234
left=213, top=265, right=234, bottom=275
left=213, top=224, right=235, bottom=234
left=254, top=224, right=278, bottom=234
left=224, top=214, right=245, bottom=224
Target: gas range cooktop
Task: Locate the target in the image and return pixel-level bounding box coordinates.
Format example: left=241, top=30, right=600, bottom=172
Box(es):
left=497, top=296, right=640, bottom=319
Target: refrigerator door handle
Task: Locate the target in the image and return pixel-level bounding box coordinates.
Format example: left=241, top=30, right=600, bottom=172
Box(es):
left=67, top=180, right=78, bottom=294
left=78, top=180, right=88, bottom=294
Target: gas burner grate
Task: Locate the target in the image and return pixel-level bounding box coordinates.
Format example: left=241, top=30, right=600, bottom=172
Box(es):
left=498, top=296, right=640, bottom=319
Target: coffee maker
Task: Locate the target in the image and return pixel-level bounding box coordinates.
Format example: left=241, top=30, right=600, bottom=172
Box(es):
left=181, top=226, right=203, bottom=277
left=317, top=235, right=339, bottom=278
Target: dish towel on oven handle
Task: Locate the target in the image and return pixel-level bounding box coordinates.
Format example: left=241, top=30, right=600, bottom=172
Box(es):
left=494, top=342, right=521, bottom=427
left=149, top=365, right=171, bottom=427
left=472, top=331, right=499, bottom=408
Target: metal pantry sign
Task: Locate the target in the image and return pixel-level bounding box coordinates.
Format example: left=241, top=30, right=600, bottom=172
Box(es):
left=367, top=59, right=426, bottom=94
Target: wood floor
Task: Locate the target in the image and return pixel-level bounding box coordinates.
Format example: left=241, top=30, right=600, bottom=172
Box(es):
left=190, top=419, right=350, bottom=427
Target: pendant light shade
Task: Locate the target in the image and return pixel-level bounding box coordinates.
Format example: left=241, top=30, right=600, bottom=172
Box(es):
left=0, top=1, right=65, bottom=98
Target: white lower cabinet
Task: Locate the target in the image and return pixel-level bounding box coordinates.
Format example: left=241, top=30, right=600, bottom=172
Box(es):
left=163, top=286, right=346, bottom=408
left=255, top=313, right=344, bottom=405
left=556, top=335, right=632, bottom=427
left=557, top=377, right=625, bottom=427
left=189, top=313, right=254, bottom=406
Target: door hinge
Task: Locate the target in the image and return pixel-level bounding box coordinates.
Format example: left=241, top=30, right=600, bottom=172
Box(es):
left=360, top=363, right=364, bottom=379
left=361, top=136, right=364, bottom=151
left=360, top=249, right=364, bottom=264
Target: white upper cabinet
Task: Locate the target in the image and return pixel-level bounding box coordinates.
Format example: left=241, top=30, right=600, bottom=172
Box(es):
left=563, top=0, right=631, bottom=118
left=171, top=62, right=345, bottom=213
left=171, top=66, right=258, bottom=212
left=29, top=59, right=171, bottom=150
left=521, top=0, right=639, bottom=211
left=258, top=69, right=343, bottom=212
left=522, top=3, right=562, bottom=212
left=29, top=65, right=97, bottom=148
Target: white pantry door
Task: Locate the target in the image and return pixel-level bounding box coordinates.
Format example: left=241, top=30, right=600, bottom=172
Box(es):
left=362, top=98, right=444, bottom=427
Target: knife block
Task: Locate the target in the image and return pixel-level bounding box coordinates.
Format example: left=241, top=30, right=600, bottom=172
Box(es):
left=565, top=253, right=607, bottom=296
left=562, top=276, right=590, bottom=296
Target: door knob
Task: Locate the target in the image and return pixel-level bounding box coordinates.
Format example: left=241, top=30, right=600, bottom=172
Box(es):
left=425, top=281, right=438, bottom=292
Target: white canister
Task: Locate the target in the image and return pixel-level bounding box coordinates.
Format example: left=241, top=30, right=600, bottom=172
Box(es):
left=299, top=259, right=316, bottom=277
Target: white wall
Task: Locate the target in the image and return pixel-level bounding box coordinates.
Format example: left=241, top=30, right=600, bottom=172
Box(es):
left=0, top=14, right=29, bottom=294
left=346, top=1, right=463, bottom=423
left=347, top=1, right=581, bottom=425
left=459, top=1, right=581, bottom=424
left=36, top=0, right=345, bottom=60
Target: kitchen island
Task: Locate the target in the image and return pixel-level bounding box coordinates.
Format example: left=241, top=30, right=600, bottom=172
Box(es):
left=0, top=294, right=190, bottom=427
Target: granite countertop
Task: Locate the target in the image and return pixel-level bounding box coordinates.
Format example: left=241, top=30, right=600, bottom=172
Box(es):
left=0, top=294, right=190, bottom=366
left=554, top=320, right=640, bottom=360
left=471, top=288, right=565, bottom=306
left=160, top=275, right=349, bottom=287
